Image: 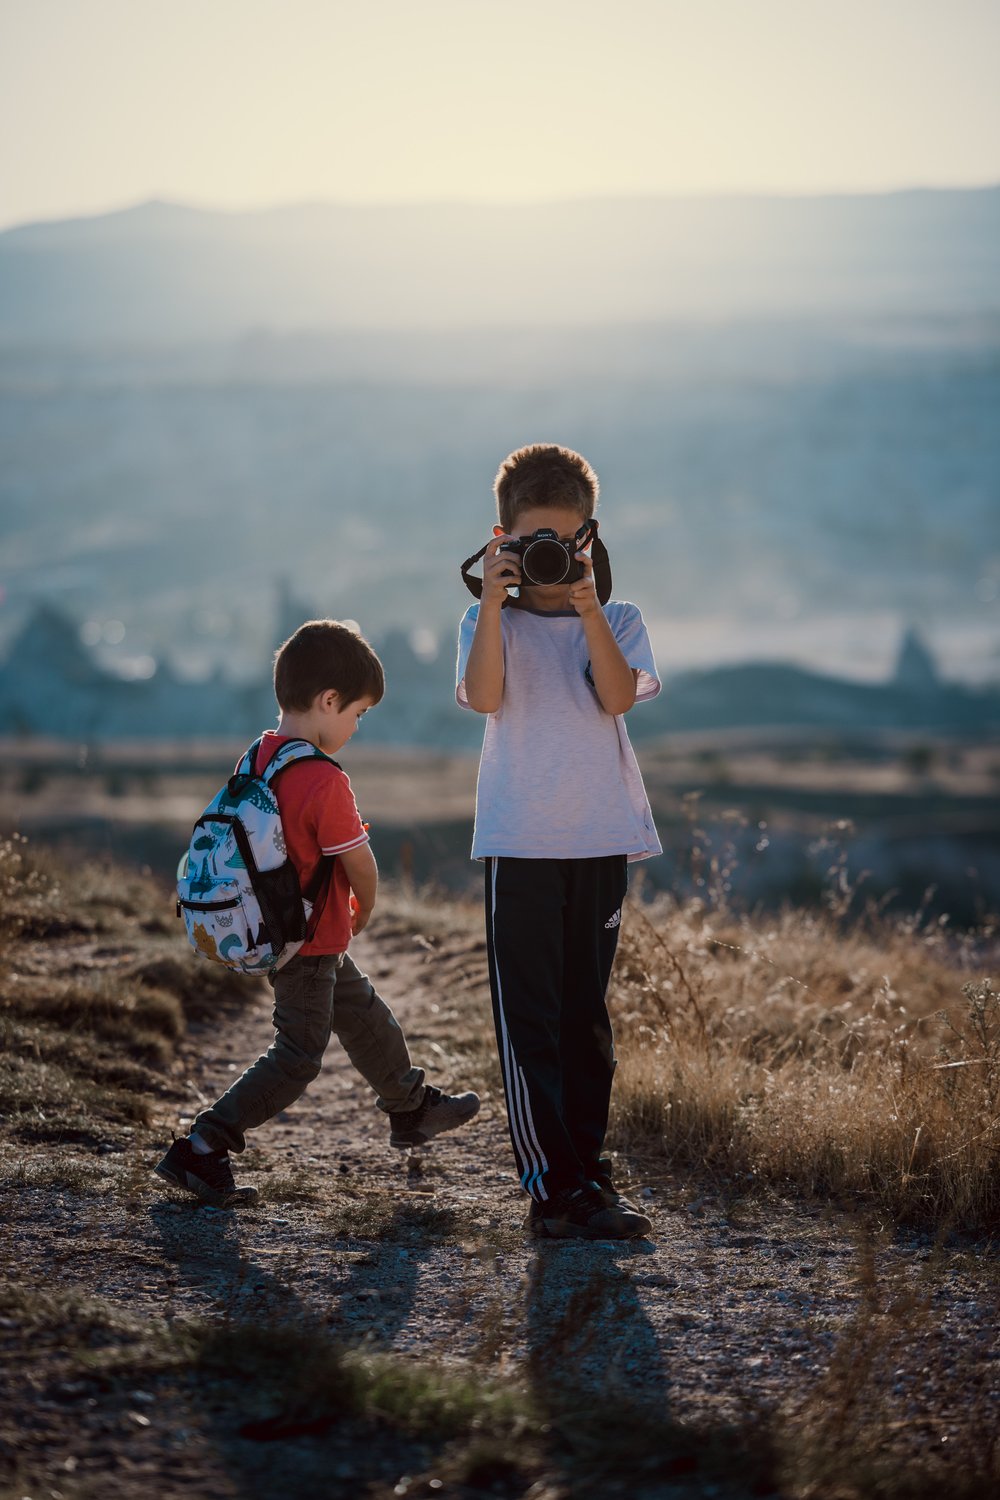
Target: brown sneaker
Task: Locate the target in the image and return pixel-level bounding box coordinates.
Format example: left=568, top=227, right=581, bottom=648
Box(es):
left=153, top=1137, right=258, bottom=1207
left=590, top=1158, right=645, bottom=1214
left=387, top=1085, right=480, bottom=1148
left=529, top=1183, right=651, bottom=1240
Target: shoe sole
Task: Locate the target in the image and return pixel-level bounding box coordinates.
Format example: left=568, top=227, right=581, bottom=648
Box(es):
left=389, top=1100, right=481, bottom=1149
left=530, top=1214, right=651, bottom=1240
left=153, top=1162, right=258, bottom=1208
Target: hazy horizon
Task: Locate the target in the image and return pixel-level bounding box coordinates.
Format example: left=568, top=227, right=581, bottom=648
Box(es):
left=6, top=179, right=1000, bottom=237
left=3, top=0, right=998, bottom=231
left=2, top=5, right=997, bottom=705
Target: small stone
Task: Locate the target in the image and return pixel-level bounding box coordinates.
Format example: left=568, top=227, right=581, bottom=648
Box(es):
left=270, top=1217, right=291, bottom=1226
left=129, top=1411, right=151, bottom=1428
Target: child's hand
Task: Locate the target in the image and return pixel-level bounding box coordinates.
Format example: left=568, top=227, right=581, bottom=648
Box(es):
left=569, top=549, right=600, bottom=618
left=350, top=894, right=373, bottom=935
left=481, top=535, right=521, bottom=608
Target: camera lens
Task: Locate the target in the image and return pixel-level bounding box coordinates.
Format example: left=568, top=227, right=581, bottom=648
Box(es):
left=522, top=538, right=570, bottom=585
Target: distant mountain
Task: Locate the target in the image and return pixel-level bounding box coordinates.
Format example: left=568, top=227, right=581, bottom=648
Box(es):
left=1, top=188, right=997, bottom=342
left=2, top=602, right=997, bottom=746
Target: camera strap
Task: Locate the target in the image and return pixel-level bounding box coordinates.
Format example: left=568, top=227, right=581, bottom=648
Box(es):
left=460, top=519, right=612, bottom=606
left=460, top=541, right=497, bottom=602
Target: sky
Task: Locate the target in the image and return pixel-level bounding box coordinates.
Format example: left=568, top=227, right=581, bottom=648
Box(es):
left=1, top=0, right=999, bottom=230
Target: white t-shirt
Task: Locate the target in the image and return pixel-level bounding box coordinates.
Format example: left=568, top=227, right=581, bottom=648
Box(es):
left=456, top=600, right=663, bottom=862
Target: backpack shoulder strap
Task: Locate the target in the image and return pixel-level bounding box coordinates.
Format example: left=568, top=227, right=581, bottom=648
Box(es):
left=259, top=738, right=342, bottom=784
left=238, top=737, right=263, bottom=777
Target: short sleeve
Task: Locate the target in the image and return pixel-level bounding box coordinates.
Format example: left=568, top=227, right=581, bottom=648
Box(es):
left=455, top=604, right=480, bottom=709
left=610, top=603, right=661, bottom=703
left=306, top=769, right=369, bottom=856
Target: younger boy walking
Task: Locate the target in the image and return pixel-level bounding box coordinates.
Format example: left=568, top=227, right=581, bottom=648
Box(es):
left=156, top=619, right=479, bottom=1206
left=457, top=445, right=661, bottom=1239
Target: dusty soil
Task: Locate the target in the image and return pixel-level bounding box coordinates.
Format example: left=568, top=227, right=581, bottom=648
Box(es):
left=2, top=909, right=999, bottom=1499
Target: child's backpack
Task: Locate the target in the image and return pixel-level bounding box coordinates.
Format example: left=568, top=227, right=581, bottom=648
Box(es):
left=177, top=737, right=339, bottom=975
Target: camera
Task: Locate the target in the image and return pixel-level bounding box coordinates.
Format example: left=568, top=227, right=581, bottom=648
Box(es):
left=497, top=528, right=584, bottom=587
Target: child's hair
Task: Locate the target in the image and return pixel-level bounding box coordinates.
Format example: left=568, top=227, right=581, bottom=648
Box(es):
left=273, top=619, right=385, bottom=713
left=493, top=443, right=599, bottom=533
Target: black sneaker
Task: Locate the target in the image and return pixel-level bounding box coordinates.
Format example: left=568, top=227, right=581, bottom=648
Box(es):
left=153, top=1137, right=258, bottom=1207
left=529, top=1183, right=651, bottom=1240
left=589, top=1157, right=645, bottom=1214
left=388, top=1085, right=480, bottom=1148
left=524, top=1179, right=644, bottom=1224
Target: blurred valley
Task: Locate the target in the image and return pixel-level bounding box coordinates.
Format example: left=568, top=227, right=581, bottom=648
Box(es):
left=2, top=189, right=998, bottom=684
left=1, top=188, right=998, bottom=916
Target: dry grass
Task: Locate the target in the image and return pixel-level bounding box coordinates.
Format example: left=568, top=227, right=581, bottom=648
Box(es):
left=0, top=834, right=254, bottom=1150
left=2, top=847, right=998, bottom=1498
left=609, top=891, right=1000, bottom=1228
left=374, top=871, right=1000, bottom=1230
left=378, top=872, right=1000, bottom=1229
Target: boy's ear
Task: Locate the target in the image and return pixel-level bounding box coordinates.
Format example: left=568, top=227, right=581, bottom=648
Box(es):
left=316, top=688, right=341, bottom=713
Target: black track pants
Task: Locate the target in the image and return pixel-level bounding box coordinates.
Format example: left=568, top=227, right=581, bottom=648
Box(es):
left=484, top=854, right=628, bottom=1202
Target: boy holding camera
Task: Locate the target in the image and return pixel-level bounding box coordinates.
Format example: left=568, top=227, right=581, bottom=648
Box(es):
left=156, top=619, right=480, bottom=1207
left=457, top=444, right=661, bottom=1239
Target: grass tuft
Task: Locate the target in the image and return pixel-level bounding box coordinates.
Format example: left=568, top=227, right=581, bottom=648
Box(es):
left=608, top=898, right=1000, bottom=1228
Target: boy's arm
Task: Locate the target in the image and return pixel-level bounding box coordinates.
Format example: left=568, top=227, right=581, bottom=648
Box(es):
left=462, top=536, right=520, bottom=713
left=568, top=554, right=638, bottom=715
left=338, top=842, right=378, bottom=935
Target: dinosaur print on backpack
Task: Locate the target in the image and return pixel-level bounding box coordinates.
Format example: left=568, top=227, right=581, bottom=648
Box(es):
left=176, top=737, right=339, bottom=975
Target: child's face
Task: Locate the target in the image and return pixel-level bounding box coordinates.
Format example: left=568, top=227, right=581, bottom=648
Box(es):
left=315, top=692, right=376, bottom=754
left=506, top=505, right=590, bottom=601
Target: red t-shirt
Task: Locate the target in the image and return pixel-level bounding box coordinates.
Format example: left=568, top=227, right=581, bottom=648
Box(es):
left=252, top=731, right=369, bottom=955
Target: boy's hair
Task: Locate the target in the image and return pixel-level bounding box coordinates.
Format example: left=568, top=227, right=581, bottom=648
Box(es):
left=273, top=619, right=385, bottom=713
left=493, top=444, right=599, bottom=533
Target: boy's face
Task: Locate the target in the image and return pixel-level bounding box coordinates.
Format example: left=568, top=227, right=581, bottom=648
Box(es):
left=314, top=691, right=376, bottom=754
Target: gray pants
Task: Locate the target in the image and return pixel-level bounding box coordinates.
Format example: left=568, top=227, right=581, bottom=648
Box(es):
left=193, top=951, right=426, bottom=1154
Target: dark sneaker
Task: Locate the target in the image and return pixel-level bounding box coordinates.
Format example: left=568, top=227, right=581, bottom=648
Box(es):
left=529, top=1183, right=651, bottom=1240
left=153, top=1137, right=258, bottom=1207
left=590, top=1157, right=645, bottom=1214
left=388, top=1084, right=480, bottom=1148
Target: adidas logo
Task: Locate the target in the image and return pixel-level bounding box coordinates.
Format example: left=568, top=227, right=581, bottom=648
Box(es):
left=604, top=908, right=621, bottom=930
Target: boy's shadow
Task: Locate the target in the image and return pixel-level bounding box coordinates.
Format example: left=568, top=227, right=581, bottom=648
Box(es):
left=524, top=1237, right=667, bottom=1408
left=522, top=1238, right=780, bottom=1494
left=147, top=1198, right=436, bottom=1345
left=145, top=1197, right=444, bottom=1496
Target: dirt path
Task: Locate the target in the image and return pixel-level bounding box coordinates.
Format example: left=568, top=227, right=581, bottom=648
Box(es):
left=3, top=912, right=999, bottom=1497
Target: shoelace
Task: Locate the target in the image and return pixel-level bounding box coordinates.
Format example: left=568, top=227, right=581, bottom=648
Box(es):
left=563, top=1185, right=609, bottom=1220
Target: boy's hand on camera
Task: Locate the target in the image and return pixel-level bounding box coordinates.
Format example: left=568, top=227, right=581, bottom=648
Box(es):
left=569, top=550, right=600, bottom=618
left=481, top=536, right=521, bottom=608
